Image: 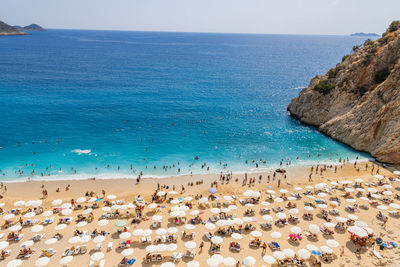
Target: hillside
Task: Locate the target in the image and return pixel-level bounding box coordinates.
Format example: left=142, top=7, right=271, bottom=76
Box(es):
left=288, top=21, right=400, bottom=164
left=0, top=20, right=29, bottom=36
left=14, top=23, right=45, bottom=31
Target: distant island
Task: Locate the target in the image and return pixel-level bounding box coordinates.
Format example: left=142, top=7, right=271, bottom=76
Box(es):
left=350, top=32, right=379, bottom=37
left=0, top=20, right=45, bottom=36
left=13, top=23, right=46, bottom=32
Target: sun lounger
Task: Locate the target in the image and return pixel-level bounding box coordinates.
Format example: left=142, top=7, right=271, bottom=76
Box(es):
left=95, top=243, right=102, bottom=251
left=107, top=242, right=113, bottom=251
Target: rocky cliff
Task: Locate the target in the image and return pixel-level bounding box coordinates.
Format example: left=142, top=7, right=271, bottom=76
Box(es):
left=288, top=21, right=400, bottom=164
left=0, top=20, right=29, bottom=36
left=14, top=24, right=45, bottom=32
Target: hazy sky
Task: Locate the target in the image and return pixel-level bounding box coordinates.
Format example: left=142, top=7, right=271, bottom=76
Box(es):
left=1, top=0, right=399, bottom=35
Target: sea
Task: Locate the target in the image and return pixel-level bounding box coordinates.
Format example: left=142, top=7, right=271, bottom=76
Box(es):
left=0, top=30, right=373, bottom=181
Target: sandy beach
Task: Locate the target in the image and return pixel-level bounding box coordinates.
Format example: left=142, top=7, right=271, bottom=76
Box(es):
left=0, top=161, right=399, bottom=267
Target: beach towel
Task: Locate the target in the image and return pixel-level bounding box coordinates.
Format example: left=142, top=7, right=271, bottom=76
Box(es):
left=127, top=258, right=136, bottom=264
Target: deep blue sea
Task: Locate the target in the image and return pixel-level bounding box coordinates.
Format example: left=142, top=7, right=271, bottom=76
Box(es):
left=0, top=30, right=371, bottom=181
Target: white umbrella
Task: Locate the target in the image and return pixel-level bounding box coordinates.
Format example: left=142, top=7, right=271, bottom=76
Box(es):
left=93, top=235, right=105, bottom=243
left=80, top=235, right=91, bottom=243
left=0, top=241, right=9, bottom=250
left=345, top=188, right=354, bottom=193
left=68, top=236, right=81, bottom=244
left=270, top=231, right=282, bottom=239
left=35, top=257, right=50, bottom=266
left=377, top=205, right=388, bottom=210
left=290, top=226, right=302, bottom=234
left=243, top=190, right=254, bottom=197
left=133, top=229, right=144, bottom=236
left=335, top=217, right=347, bottom=223
left=75, top=197, right=86, bottom=203
left=289, top=208, right=299, bottom=215
left=317, top=204, right=328, bottom=209
left=120, top=232, right=131, bottom=239
left=157, top=191, right=166, bottom=197
left=274, top=198, right=284, bottom=203
left=263, top=255, right=276, bottom=264
left=97, top=219, right=109, bottom=227
left=9, top=225, right=22, bottom=232
left=347, top=214, right=358, bottom=220
left=156, top=228, right=167, bottom=235
left=45, top=238, right=58, bottom=245
left=234, top=218, right=243, bottom=225
left=31, top=225, right=44, bottom=233
left=251, top=231, right=262, bottom=237
left=185, top=241, right=197, bottom=249
left=294, top=187, right=302, bottom=191
left=205, top=223, right=216, bottom=230
left=309, top=224, right=320, bottom=234
left=59, top=256, right=73, bottom=265
left=20, top=240, right=34, bottom=248
left=52, top=199, right=63, bottom=206
left=170, top=199, right=180, bottom=205
left=55, top=224, right=67, bottom=230
left=211, top=208, right=220, bottom=214
left=187, top=261, right=200, bottom=267
left=273, top=251, right=285, bottom=260
left=167, top=227, right=178, bottom=234
left=242, top=256, right=256, bottom=266
left=280, top=189, right=289, bottom=194
left=348, top=226, right=368, bottom=238
left=91, top=252, right=104, bottom=261
left=298, top=249, right=311, bottom=259
left=231, top=233, right=242, bottom=240
left=24, top=212, right=36, bottom=218
left=14, top=201, right=25, bottom=207
left=61, top=209, right=72, bottom=216
left=198, top=197, right=208, bottom=204
left=355, top=221, right=368, bottom=228
left=243, top=217, right=253, bottom=223
left=224, top=196, right=233, bottom=201
left=166, top=243, right=177, bottom=252
left=82, top=208, right=93, bottom=215
left=143, top=229, right=152, bottom=236
left=283, top=248, right=295, bottom=257
left=107, top=195, right=116, bottom=200
left=276, top=212, right=286, bottom=219
left=190, top=210, right=200, bottom=216
left=262, top=215, right=273, bottom=222
left=156, top=244, right=166, bottom=252
left=222, top=257, right=236, bottom=266
left=375, top=174, right=384, bottom=179
left=184, top=196, right=193, bottom=201
left=61, top=203, right=72, bottom=209
left=7, top=259, right=23, bottom=267
left=359, top=197, right=370, bottom=201
left=304, top=206, right=314, bottom=211
left=306, top=244, right=319, bottom=252
left=324, top=222, right=335, bottom=228
left=76, top=221, right=87, bottom=228
left=216, top=220, right=227, bottom=227
left=228, top=205, right=237, bottom=210
left=148, top=203, right=158, bottom=209
left=146, top=245, right=157, bottom=253
left=42, top=210, right=53, bottom=217
left=267, top=190, right=276, bottom=195
left=306, top=195, right=315, bottom=199
left=245, top=203, right=254, bottom=207
left=102, top=207, right=111, bottom=212
left=3, top=214, right=15, bottom=220
left=390, top=203, right=400, bottom=209
left=383, top=191, right=393, bottom=196
left=211, top=236, right=223, bottom=244
left=152, top=215, right=162, bottom=221
left=260, top=201, right=270, bottom=206
left=121, top=248, right=134, bottom=256
left=320, top=246, right=333, bottom=254
left=185, top=224, right=196, bottom=230
left=326, top=239, right=339, bottom=248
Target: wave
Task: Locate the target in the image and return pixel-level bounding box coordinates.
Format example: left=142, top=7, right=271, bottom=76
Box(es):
left=71, top=149, right=91, bottom=155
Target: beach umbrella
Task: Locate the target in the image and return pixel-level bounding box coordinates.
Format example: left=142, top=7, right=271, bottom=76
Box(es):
left=88, top=197, right=96, bottom=203
left=61, top=209, right=72, bottom=216
left=306, top=195, right=315, bottom=199
left=24, top=212, right=36, bottom=219
left=111, top=205, right=121, bottom=210
left=228, top=205, right=237, bottom=211
left=211, top=208, right=220, bottom=214
left=170, top=199, right=180, bottom=205
left=243, top=256, right=256, bottom=266
left=330, top=182, right=339, bottom=186
left=107, top=195, right=116, bottom=200
left=132, top=229, right=144, bottom=236
left=52, top=199, right=63, bottom=206
left=157, top=244, right=167, bottom=252
left=68, top=236, right=81, bottom=244
left=42, top=210, right=53, bottom=217
left=114, top=220, right=126, bottom=227
left=76, top=197, right=86, bottom=203
left=326, top=239, right=339, bottom=248
left=205, top=223, right=216, bottom=230
left=0, top=241, right=9, bottom=250
left=45, top=238, right=58, bottom=245
left=222, top=257, right=236, bottom=266
left=364, top=227, right=374, bottom=235
left=309, top=224, right=320, bottom=234
left=243, top=217, right=253, bottom=223
left=394, top=171, right=400, bottom=175
left=356, top=188, right=365, bottom=192
left=348, top=226, right=368, bottom=238
left=148, top=203, right=158, bottom=209
left=14, top=201, right=25, bottom=207
left=273, top=251, right=285, bottom=260
left=354, top=178, right=364, bottom=183
left=345, top=188, right=354, bottom=193
left=55, top=224, right=67, bottom=230
left=347, top=215, right=358, bottom=222
left=245, top=203, right=254, bottom=207
left=167, top=244, right=177, bottom=251
left=276, top=212, right=286, bottom=219
left=102, top=207, right=111, bottom=212
left=251, top=231, right=262, bottom=237
left=359, top=197, right=370, bottom=201
left=317, top=193, right=327, bottom=198
left=61, top=203, right=72, bottom=209
left=280, top=189, right=289, bottom=194
left=320, top=246, right=333, bottom=254
left=157, top=191, right=166, bottom=197
left=80, top=235, right=91, bottom=243
left=317, top=204, right=328, bottom=209
left=59, top=255, right=73, bottom=266
left=207, top=258, right=220, bottom=267
left=253, top=191, right=261, bottom=198
left=267, top=190, right=276, bottom=195
left=262, top=215, right=273, bottom=222
left=31, top=225, right=44, bottom=233
left=7, top=259, right=23, bottom=267
left=304, top=206, right=314, bottom=211
left=3, top=214, right=15, bottom=220
left=297, top=249, right=311, bottom=259
left=119, top=232, right=131, bottom=239
left=184, top=196, right=193, bottom=201
left=260, top=201, right=270, bottom=206
left=187, top=261, right=200, bottom=267
left=234, top=218, right=243, bottom=225
left=346, top=199, right=356, bottom=203
left=367, top=188, right=377, bottom=193
left=324, top=222, right=335, bottom=228
left=93, top=235, right=105, bottom=243
left=31, top=200, right=42, bottom=207
left=143, top=229, right=152, bottom=236
left=211, top=236, right=223, bottom=244
left=76, top=221, right=87, bottom=228
left=289, top=208, right=299, bottom=215
left=216, top=220, right=227, bottom=227
left=169, top=191, right=178, bottom=195
left=82, top=208, right=93, bottom=215
left=383, top=191, right=393, bottom=196
left=231, top=233, right=242, bottom=240
left=375, top=174, right=384, bottom=179
left=35, top=257, right=50, bottom=266
left=371, top=194, right=381, bottom=199
left=184, top=224, right=196, bottom=230
left=263, top=255, right=276, bottom=264
left=20, top=240, right=34, bottom=248
left=146, top=245, right=157, bottom=253
left=270, top=231, right=282, bottom=239
left=152, top=215, right=162, bottom=222
left=167, top=227, right=178, bottom=234
left=290, top=226, right=302, bottom=234
left=185, top=241, right=197, bottom=249
left=156, top=228, right=167, bottom=235
left=335, top=216, right=347, bottom=223
left=283, top=248, right=295, bottom=257
left=9, top=225, right=22, bottom=232
left=209, top=188, right=217, bottom=194
left=221, top=208, right=230, bottom=213
left=390, top=203, right=400, bottom=209
left=224, top=196, right=233, bottom=201
left=384, top=184, right=392, bottom=189
left=121, top=248, right=134, bottom=256
left=198, top=197, right=208, bottom=204
left=377, top=205, right=388, bottom=210
left=91, top=252, right=104, bottom=261
left=305, top=185, right=314, bottom=189
left=97, top=219, right=109, bottom=227
left=190, top=210, right=200, bottom=216
left=294, top=187, right=303, bottom=191
left=274, top=197, right=284, bottom=203
left=355, top=221, right=368, bottom=228
left=243, top=190, right=254, bottom=197
left=306, top=244, right=319, bottom=252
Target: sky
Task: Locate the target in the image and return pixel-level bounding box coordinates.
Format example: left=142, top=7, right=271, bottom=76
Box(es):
left=1, top=0, right=399, bottom=35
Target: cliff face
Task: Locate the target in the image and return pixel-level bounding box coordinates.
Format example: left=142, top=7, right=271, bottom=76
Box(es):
left=0, top=20, right=29, bottom=36
left=288, top=22, right=400, bottom=164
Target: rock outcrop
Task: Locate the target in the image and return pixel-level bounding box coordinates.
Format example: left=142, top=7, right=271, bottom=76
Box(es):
left=0, top=20, right=29, bottom=36
left=13, top=24, right=45, bottom=32
left=288, top=21, right=400, bottom=164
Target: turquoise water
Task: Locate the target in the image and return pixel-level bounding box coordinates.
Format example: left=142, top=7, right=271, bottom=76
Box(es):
left=0, top=30, right=370, bottom=181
